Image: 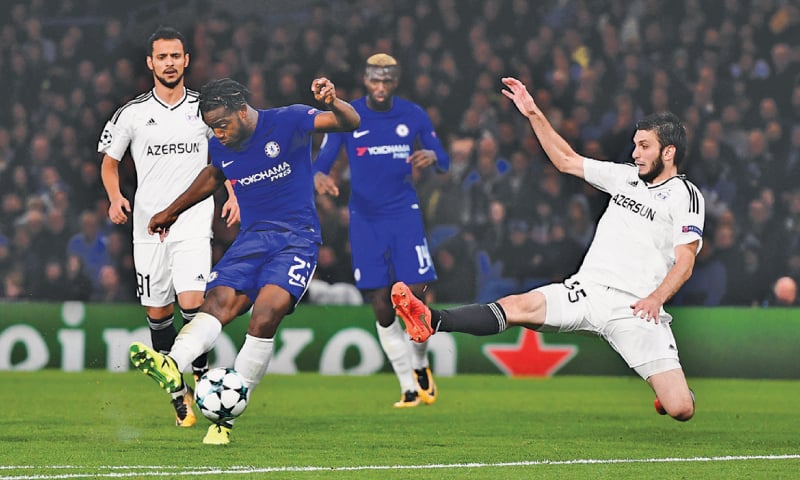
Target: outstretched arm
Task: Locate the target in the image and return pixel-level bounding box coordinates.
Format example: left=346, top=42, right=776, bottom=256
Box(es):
left=148, top=164, right=225, bottom=241
left=311, top=77, right=360, bottom=132
left=501, top=77, right=585, bottom=178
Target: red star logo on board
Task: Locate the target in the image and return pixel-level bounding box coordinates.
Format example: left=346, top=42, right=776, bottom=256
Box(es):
left=483, top=330, right=577, bottom=377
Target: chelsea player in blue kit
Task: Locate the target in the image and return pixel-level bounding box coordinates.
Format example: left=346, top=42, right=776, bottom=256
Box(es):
left=129, top=77, right=360, bottom=444
left=314, top=54, right=450, bottom=407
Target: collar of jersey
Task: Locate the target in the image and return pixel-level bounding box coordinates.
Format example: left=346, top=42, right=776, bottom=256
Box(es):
left=151, top=87, right=188, bottom=110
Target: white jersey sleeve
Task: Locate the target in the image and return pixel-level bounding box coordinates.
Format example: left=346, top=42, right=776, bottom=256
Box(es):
left=578, top=158, right=705, bottom=298
left=97, top=89, right=214, bottom=244
left=98, top=96, right=137, bottom=161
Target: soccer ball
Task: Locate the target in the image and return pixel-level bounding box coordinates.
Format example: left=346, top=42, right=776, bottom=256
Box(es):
left=194, top=367, right=249, bottom=423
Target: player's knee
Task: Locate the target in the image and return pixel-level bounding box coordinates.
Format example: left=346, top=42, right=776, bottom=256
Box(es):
left=670, top=397, right=695, bottom=421
left=500, top=290, right=546, bottom=328
left=249, top=315, right=282, bottom=338
left=671, top=403, right=694, bottom=421
left=373, top=301, right=395, bottom=327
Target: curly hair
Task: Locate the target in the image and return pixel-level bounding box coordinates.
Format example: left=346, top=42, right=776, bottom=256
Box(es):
left=199, top=78, right=250, bottom=114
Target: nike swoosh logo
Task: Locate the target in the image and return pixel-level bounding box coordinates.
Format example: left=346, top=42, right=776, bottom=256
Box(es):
left=353, top=130, right=370, bottom=138
left=222, top=160, right=235, bottom=168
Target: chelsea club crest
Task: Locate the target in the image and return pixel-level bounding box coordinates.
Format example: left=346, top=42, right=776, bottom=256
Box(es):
left=264, top=141, right=280, bottom=158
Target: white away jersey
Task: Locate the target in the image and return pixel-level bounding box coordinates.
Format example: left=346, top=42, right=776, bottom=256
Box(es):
left=578, top=158, right=705, bottom=298
left=98, top=88, right=214, bottom=244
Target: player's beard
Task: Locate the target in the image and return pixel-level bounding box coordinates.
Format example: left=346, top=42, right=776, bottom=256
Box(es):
left=225, top=116, right=249, bottom=149
left=155, top=71, right=184, bottom=89
left=638, top=151, right=665, bottom=183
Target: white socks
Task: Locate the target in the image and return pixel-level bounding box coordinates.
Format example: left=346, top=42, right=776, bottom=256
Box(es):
left=410, top=340, right=430, bottom=371
left=376, top=320, right=416, bottom=393
left=169, top=312, right=221, bottom=372
left=234, top=334, right=274, bottom=393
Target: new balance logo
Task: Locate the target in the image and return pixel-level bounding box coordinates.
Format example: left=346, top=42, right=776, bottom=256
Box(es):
left=146, top=118, right=157, bottom=126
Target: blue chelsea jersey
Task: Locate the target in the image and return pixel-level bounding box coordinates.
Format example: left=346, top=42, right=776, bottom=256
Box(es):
left=210, top=105, right=322, bottom=243
left=314, top=96, right=449, bottom=217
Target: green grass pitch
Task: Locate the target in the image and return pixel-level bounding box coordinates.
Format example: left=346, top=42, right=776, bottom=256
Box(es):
left=1, top=371, right=798, bottom=479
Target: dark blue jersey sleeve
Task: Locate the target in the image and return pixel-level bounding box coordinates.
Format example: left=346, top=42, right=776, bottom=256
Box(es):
left=415, top=107, right=450, bottom=173
left=314, top=132, right=344, bottom=174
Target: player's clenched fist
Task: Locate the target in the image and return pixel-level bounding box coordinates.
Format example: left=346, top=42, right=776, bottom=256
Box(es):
left=312, top=77, right=336, bottom=106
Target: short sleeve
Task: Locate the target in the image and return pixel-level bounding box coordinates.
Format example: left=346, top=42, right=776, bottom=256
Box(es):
left=582, top=157, right=631, bottom=194
left=287, top=104, right=321, bottom=135
left=672, top=181, right=705, bottom=255
left=97, top=113, right=132, bottom=160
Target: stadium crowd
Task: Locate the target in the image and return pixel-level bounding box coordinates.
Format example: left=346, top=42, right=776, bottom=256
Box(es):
left=0, top=0, right=798, bottom=306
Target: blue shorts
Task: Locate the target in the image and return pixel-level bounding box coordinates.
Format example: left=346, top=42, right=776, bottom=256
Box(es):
left=207, top=227, right=318, bottom=308
left=349, top=209, right=437, bottom=290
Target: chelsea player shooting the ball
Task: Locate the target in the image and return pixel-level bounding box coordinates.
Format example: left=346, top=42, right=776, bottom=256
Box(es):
left=130, top=77, right=359, bottom=444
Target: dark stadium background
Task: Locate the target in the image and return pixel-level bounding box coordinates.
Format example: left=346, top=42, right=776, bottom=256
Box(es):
left=0, top=0, right=798, bottom=307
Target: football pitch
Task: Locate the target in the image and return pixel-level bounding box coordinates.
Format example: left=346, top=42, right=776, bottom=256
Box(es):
left=1, top=371, right=798, bottom=479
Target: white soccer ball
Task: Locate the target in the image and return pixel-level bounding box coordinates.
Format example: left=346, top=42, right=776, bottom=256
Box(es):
left=194, top=367, right=249, bottom=423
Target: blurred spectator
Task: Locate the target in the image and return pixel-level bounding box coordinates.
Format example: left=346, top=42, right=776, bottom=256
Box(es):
left=430, top=234, right=477, bottom=304
left=495, top=220, right=545, bottom=284
left=540, top=220, right=584, bottom=283
left=0, top=0, right=797, bottom=305
left=719, top=104, right=750, bottom=161
left=104, top=228, right=136, bottom=297
left=762, top=276, right=799, bottom=307
left=775, top=125, right=800, bottom=194
left=91, top=264, right=135, bottom=303
left=418, top=137, right=472, bottom=227
left=689, top=136, right=738, bottom=220
left=475, top=199, right=510, bottom=260
left=66, top=210, right=109, bottom=287
left=2, top=268, right=26, bottom=300
left=723, top=236, right=772, bottom=306
left=600, top=92, right=641, bottom=163
left=0, top=233, right=11, bottom=278
left=45, top=209, right=71, bottom=252
left=493, top=150, right=539, bottom=223
left=564, top=194, right=595, bottom=249
left=741, top=196, right=783, bottom=273
left=672, top=233, right=727, bottom=306
left=464, top=132, right=508, bottom=230
left=62, top=254, right=93, bottom=301
left=33, top=257, right=69, bottom=301
left=740, top=129, right=780, bottom=201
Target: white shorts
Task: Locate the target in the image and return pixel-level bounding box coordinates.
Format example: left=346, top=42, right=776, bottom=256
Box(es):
left=133, top=237, right=212, bottom=308
left=535, top=275, right=681, bottom=379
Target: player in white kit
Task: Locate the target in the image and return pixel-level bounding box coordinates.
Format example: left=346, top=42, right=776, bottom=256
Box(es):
left=393, top=77, right=703, bottom=421
left=99, top=27, right=239, bottom=427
